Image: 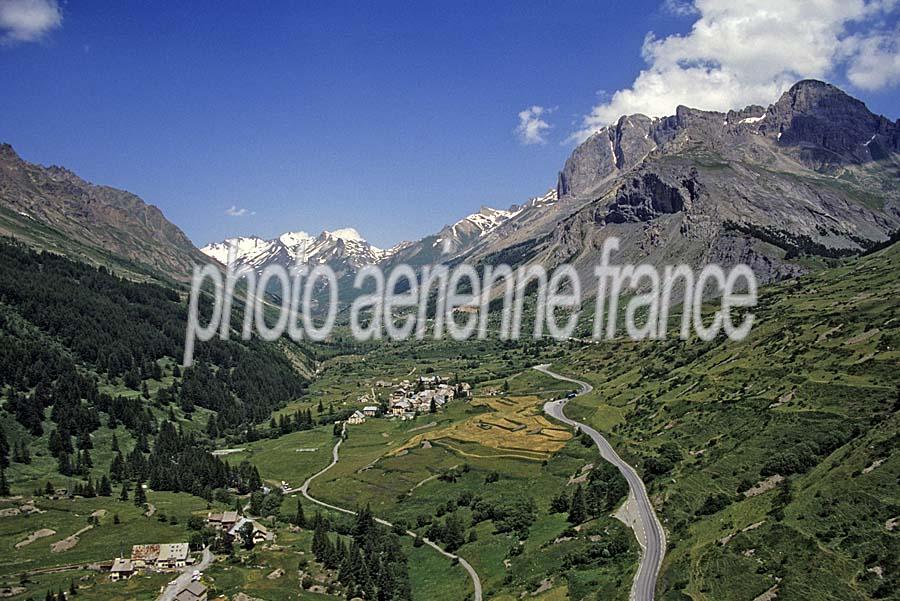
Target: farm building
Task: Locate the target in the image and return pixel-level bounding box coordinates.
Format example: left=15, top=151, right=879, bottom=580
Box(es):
left=109, top=558, right=134, bottom=581
left=206, top=510, right=239, bottom=531
left=176, top=581, right=208, bottom=601
left=228, top=517, right=273, bottom=544
left=130, top=542, right=189, bottom=569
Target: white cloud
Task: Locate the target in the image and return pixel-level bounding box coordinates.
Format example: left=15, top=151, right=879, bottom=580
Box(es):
left=842, top=28, right=900, bottom=89
left=0, top=0, right=62, bottom=44
left=225, top=205, right=255, bottom=217
left=516, top=105, right=552, bottom=145
left=663, top=0, right=698, bottom=17
left=573, top=0, right=900, bottom=140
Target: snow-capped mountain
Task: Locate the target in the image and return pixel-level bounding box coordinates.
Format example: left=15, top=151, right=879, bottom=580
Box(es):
left=201, top=227, right=395, bottom=273
left=433, top=206, right=519, bottom=255
left=200, top=235, right=283, bottom=267
left=202, top=190, right=559, bottom=274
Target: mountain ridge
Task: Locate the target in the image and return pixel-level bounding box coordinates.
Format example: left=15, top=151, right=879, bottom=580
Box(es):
left=1, top=80, right=898, bottom=293
left=205, top=80, right=899, bottom=296
left=0, top=143, right=212, bottom=281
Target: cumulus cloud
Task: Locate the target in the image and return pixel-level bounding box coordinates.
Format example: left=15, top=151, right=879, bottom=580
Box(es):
left=225, top=205, right=255, bottom=217
left=0, top=0, right=62, bottom=44
left=516, top=105, right=552, bottom=145
left=841, top=28, right=900, bottom=89
left=573, top=0, right=900, bottom=140
left=662, top=0, right=699, bottom=17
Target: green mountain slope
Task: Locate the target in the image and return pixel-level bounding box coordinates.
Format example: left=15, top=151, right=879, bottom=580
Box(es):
left=559, top=242, right=899, bottom=600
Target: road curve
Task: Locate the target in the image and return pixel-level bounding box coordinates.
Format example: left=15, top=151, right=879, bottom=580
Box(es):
left=287, top=423, right=483, bottom=601
left=534, top=364, right=666, bottom=601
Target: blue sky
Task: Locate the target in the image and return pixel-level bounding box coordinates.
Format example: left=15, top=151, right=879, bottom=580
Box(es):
left=2, top=1, right=898, bottom=248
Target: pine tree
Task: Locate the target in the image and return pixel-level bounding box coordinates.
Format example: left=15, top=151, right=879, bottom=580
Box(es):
left=0, top=424, right=9, bottom=469
left=294, top=498, right=307, bottom=528
left=110, top=433, right=119, bottom=453
left=119, top=481, right=129, bottom=501
left=12, top=439, right=30, bottom=464
left=57, top=452, right=73, bottom=477
left=205, top=416, right=218, bottom=439
left=99, top=475, right=112, bottom=496
left=568, top=484, right=587, bottom=524
left=338, top=540, right=356, bottom=586
left=133, top=481, right=147, bottom=507
left=80, top=449, right=93, bottom=470
left=312, top=518, right=328, bottom=560
left=0, top=468, right=10, bottom=496
left=109, top=452, right=126, bottom=482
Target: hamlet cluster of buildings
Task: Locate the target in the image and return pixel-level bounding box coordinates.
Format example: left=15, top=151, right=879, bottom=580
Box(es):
left=207, top=510, right=273, bottom=544
left=110, top=555, right=207, bottom=601
left=347, top=376, right=471, bottom=425
left=108, top=542, right=192, bottom=584
left=104, top=511, right=274, bottom=599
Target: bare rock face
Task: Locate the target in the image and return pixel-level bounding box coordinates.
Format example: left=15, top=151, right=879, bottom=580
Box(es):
left=481, top=80, right=900, bottom=292
left=761, top=79, right=900, bottom=169
left=605, top=169, right=699, bottom=223
left=557, top=114, right=664, bottom=198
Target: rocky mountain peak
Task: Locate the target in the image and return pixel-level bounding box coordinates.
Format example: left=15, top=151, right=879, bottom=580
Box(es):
left=0, top=143, right=19, bottom=161
left=763, top=79, right=899, bottom=167
left=775, top=79, right=860, bottom=113
left=557, top=80, right=900, bottom=199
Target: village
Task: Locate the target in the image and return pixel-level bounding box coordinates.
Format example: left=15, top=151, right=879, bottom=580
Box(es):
left=345, top=375, right=471, bottom=425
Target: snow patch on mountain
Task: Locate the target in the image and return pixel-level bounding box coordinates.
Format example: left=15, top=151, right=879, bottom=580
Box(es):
left=200, top=236, right=272, bottom=265
left=324, top=227, right=365, bottom=243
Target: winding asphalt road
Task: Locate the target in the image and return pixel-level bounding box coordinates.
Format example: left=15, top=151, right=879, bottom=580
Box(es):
left=286, top=423, right=483, bottom=601
left=534, top=364, right=666, bottom=601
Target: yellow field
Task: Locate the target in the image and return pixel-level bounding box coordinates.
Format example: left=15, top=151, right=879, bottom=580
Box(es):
left=390, top=395, right=572, bottom=461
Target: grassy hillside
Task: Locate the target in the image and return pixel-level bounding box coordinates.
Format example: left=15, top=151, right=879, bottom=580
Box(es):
left=557, top=242, right=899, bottom=600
